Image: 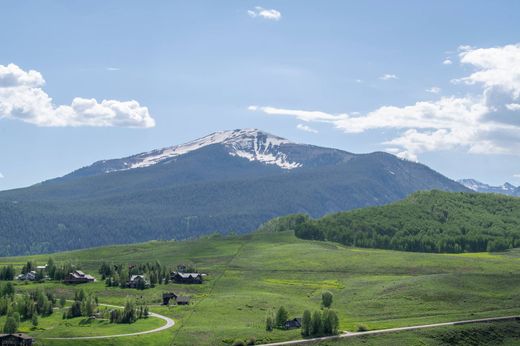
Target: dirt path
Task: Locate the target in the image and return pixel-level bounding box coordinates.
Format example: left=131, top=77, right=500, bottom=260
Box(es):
left=257, top=315, right=520, bottom=346
left=43, top=303, right=175, bottom=340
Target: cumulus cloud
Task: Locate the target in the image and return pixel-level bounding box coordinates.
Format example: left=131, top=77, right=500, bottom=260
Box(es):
left=296, top=124, right=318, bottom=133
left=247, top=6, right=282, bottom=21
left=0, top=63, right=155, bottom=128
left=443, top=58, right=453, bottom=65
left=426, top=86, right=441, bottom=94
left=248, top=43, right=520, bottom=161
left=380, top=74, right=398, bottom=80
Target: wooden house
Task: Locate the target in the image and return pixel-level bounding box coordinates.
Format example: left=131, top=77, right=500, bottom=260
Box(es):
left=0, top=333, right=34, bottom=346
left=63, top=270, right=95, bottom=284
left=284, top=318, right=302, bottom=329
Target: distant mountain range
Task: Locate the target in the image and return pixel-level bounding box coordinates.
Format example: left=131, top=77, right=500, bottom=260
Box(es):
left=457, top=179, right=520, bottom=196
left=0, top=128, right=468, bottom=256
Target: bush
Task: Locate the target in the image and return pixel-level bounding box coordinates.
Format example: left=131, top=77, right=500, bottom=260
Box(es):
left=322, top=291, right=333, bottom=308
left=232, top=340, right=246, bottom=346
left=246, top=337, right=256, bottom=345
left=356, top=324, right=369, bottom=332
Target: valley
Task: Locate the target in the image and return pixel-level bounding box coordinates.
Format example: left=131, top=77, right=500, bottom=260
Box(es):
left=1, top=229, right=520, bottom=345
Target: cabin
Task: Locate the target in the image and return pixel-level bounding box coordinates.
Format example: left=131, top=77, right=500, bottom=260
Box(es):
left=284, top=318, right=302, bottom=330
left=0, top=333, right=34, bottom=346
left=16, top=271, right=37, bottom=281
left=127, top=275, right=150, bottom=289
left=162, top=292, right=178, bottom=305
left=63, top=270, right=96, bottom=284
left=170, top=272, right=205, bottom=284
left=176, top=296, right=190, bottom=305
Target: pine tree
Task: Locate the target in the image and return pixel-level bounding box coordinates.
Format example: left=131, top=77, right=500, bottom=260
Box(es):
left=3, top=316, right=18, bottom=333
left=275, top=306, right=288, bottom=328
left=311, top=310, right=322, bottom=336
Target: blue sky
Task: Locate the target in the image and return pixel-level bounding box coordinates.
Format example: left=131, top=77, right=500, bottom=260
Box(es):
left=1, top=1, right=520, bottom=190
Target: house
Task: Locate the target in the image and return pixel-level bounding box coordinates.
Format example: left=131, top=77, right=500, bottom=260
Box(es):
left=16, top=271, right=37, bottom=281
left=0, top=333, right=34, bottom=346
left=63, top=270, right=96, bottom=284
left=284, top=318, right=302, bottom=330
left=176, top=296, right=190, bottom=305
left=170, top=272, right=206, bottom=284
left=36, top=264, right=48, bottom=271
left=127, top=275, right=150, bottom=289
left=162, top=292, right=178, bottom=305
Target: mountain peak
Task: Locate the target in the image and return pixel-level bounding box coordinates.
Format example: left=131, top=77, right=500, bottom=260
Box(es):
left=87, top=129, right=301, bottom=174
left=457, top=178, right=518, bottom=196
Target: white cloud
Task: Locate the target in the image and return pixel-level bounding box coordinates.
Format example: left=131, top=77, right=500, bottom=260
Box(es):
left=0, top=63, right=155, bottom=128
left=106, top=67, right=120, bottom=71
left=513, top=173, right=520, bottom=179
left=0, top=172, right=3, bottom=178
left=249, top=43, right=520, bottom=160
left=296, top=123, right=318, bottom=133
left=443, top=58, right=453, bottom=65
left=506, top=103, right=520, bottom=111
left=380, top=74, right=398, bottom=80
left=426, top=86, right=441, bottom=94
left=248, top=6, right=282, bottom=21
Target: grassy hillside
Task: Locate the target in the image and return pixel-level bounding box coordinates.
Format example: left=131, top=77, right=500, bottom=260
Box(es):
left=294, top=190, right=520, bottom=253
left=1, top=230, right=520, bottom=345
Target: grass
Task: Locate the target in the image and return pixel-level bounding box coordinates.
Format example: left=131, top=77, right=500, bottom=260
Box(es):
left=1, top=230, right=520, bottom=345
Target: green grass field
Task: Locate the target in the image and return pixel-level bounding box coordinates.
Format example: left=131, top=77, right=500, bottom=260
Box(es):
left=1, top=230, right=520, bottom=345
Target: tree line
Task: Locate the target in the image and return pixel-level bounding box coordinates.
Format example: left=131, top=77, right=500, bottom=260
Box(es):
left=99, top=261, right=172, bottom=289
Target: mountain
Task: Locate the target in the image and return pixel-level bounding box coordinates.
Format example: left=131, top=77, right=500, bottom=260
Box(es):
left=291, top=190, right=520, bottom=253
left=457, top=179, right=519, bottom=196
left=0, top=129, right=469, bottom=256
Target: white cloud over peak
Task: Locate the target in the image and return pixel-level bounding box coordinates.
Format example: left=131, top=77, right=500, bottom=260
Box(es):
left=296, top=124, right=318, bottom=133
left=249, top=43, right=520, bottom=161
left=380, top=74, right=398, bottom=80
left=0, top=63, right=155, bottom=128
left=247, top=6, right=282, bottom=21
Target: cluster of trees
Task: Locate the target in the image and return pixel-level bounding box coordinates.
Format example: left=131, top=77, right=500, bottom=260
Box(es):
left=0, top=265, right=15, bottom=280
left=20, top=258, right=79, bottom=282
left=64, top=289, right=98, bottom=319
left=100, top=261, right=171, bottom=289
left=294, top=191, right=520, bottom=253
left=109, top=298, right=149, bottom=324
left=1, top=282, right=56, bottom=333
left=301, top=309, right=339, bottom=337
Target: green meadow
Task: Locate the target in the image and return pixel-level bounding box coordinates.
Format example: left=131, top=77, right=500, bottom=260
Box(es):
left=1, top=230, right=520, bottom=345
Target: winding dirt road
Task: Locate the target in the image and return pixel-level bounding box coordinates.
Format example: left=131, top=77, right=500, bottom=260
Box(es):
left=43, top=303, right=175, bottom=340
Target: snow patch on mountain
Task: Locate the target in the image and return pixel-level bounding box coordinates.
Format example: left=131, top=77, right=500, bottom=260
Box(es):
left=124, top=129, right=301, bottom=171
left=457, top=178, right=518, bottom=196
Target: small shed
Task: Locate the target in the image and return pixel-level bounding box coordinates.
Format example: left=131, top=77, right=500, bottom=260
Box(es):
left=162, top=292, right=178, bottom=305
left=176, top=296, right=190, bottom=305
left=284, top=318, right=302, bottom=329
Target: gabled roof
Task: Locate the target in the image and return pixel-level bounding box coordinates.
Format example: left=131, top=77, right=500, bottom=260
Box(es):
left=0, top=333, right=34, bottom=339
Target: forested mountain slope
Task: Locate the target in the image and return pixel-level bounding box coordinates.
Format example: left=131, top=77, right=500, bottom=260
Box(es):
left=293, top=190, right=520, bottom=253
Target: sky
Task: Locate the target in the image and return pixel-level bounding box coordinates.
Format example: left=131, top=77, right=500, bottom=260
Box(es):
left=1, top=0, right=520, bottom=190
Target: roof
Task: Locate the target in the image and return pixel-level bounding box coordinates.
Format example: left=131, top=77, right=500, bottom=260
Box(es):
left=130, top=275, right=145, bottom=281
left=0, top=333, right=34, bottom=340
left=176, top=296, right=190, bottom=303
left=173, top=272, right=203, bottom=279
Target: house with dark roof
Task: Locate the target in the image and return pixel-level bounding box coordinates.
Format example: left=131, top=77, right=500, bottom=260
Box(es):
left=63, top=270, right=96, bottom=284
left=170, top=272, right=206, bottom=284
left=16, top=271, right=37, bottom=281
left=162, top=292, right=178, bottom=305
left=0, top=333, right=34, bottom=346
left=127, top=275, right=150, bottom=289
left=284, top=318, right=302, bottom=329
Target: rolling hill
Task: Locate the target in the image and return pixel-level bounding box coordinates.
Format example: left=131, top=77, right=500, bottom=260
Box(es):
left=0, top=129, right=468, bottom=256
left=291, top=190, right=520, bottom=253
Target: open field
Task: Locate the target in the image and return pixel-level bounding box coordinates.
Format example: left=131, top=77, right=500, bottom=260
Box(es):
left=1, top=230, right=520, bottom=345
